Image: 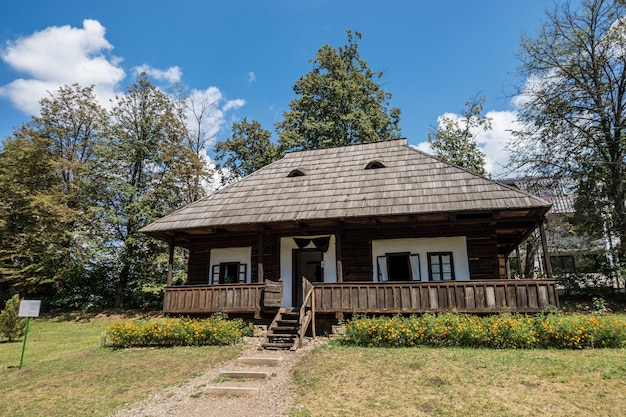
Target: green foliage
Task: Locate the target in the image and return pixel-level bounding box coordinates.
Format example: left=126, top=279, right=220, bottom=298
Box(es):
left=0, top=85, right=108, bottom=301
left=427, top=96, right=489, bottom=176
left=0, top=128, right=77, bottom=297
left=0, top=295, right=26, bottom=342
left=213, top=30, right=402, bottom=182
left=276, top=30, right=401, bottom=152
left=86, top=74, right=200, bottom=308
left=214, top=117, right=281, bottom=184
left=555, top=272, right=616, bottom=297
left=1, top=76, right=200, bottom=308
left=512, top=0, right=626, bottom=259
left=341, top=311, right=626, bottom=349
left=105, top=313, right=254, bottom=348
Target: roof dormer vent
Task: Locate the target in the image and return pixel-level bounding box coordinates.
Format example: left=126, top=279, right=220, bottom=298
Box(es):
left=365, top=160, right=386, bottom=170
left=287, top=169, right=306, bottom=178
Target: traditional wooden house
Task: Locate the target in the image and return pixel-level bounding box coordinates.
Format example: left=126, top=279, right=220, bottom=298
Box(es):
left=141, top=139, right=558, bottom=348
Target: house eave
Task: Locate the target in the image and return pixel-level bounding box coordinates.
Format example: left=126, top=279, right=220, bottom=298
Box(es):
left=142, top=204, right=550, bottom=253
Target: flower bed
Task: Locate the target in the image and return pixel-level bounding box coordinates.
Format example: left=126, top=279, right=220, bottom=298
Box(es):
left=105, top=313, right=254, bottom=348
left=341, top=311, right=626, bottom=349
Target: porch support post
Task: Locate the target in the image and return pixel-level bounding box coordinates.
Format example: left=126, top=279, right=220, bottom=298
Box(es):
left=505, top=254, right=511, bottom=279
left=167, top=238, right=174, bottom=286
left=258, top=229, right=264, bottom=283
left=515, top=246, right=524, bottom=279
left=335, top=226, right=343, bottom=282
left=539, top=221, right=553, bottom=279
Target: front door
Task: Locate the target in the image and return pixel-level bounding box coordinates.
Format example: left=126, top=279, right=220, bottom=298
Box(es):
left=293, top=249, right=323, bottom=306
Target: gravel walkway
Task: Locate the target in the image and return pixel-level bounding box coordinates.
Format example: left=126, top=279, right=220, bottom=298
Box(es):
left=111, top=337, right=324, bottom=417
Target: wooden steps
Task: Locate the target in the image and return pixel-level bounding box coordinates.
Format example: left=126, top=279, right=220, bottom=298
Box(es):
left=205, top=355, right=282, bottom=396
left=260, top=308, right=301, bottom=350
left=205, top=386, right=259, bottom=396
left=218, top=371, right=269, bottom=379
left=236, top=357, right=283, bottom=367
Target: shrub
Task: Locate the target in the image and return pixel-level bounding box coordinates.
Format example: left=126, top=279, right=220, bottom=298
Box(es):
left=0, top=294, right=26, bottom=342
left=105, top=313, right=254, bottom=348
left=341, top=311, right=626, bottom=349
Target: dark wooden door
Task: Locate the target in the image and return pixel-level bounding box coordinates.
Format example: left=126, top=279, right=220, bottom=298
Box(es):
left=293, top=249, right=323, bottom=306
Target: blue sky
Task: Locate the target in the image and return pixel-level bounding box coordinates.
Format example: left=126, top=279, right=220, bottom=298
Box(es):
left=0, top=0, right=555, bottom=177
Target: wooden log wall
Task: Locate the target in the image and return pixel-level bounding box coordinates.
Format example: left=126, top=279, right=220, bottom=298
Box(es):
left=466, top=235, right=499, bottom=279
left=185, top=221, right=503, bottom=284
left=186, top=233, right=281, bottom=285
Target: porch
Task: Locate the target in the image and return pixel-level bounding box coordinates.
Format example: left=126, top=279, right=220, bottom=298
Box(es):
left=162, top=279, right=559, bottom=315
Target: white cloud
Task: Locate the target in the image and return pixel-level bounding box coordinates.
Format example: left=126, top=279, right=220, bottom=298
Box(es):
left=0, top=19, right=125, bottom=114
left=184, top=87, right=246, bottom=153
left=134, top=64, right=182, bottom=83
left=415, top=110, right=520, bottom=178
left=477, top=110, right=520, bottom=178
left=223, top=98, right=245, bottom=112
left=248, top=71, right=256, bottom=84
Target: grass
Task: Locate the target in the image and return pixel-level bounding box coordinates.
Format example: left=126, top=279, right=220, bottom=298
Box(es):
left=2, top=310, right=625, bottom=417
left=290, top=343, right=626, bottom=417
left=0, top=314, right=243, bottom=417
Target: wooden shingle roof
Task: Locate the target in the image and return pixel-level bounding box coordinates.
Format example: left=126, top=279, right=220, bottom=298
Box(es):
left=142, top=139, right=550, bottom=237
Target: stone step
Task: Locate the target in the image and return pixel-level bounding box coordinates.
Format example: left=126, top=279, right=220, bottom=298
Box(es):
left=218, top=371, right=269, bottom=379
left=205, top=386, right=259, bottom=396
left=236, top=357, right=283, bottom=367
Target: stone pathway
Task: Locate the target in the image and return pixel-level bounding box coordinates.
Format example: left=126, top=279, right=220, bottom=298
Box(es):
left=112, top=337, right=325, bottom=417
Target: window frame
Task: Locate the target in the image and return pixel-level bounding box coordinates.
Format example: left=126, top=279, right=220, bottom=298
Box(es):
left=376, top=252, right=421, bottom=281
left=550, top=255, right=576, bottom=274
left=427, top=252, right=455, bottom=281
left=211, top=262, right=247, bottom=284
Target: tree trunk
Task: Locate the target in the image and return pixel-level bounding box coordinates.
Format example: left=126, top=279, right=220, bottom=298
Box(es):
left=114, top=263, right=130, bottom=308
left=524, top=238, right=538, bottom=278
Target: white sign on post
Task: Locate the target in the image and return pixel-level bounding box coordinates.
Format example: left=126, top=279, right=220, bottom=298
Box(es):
left=18, top=300, right=41, bottom=318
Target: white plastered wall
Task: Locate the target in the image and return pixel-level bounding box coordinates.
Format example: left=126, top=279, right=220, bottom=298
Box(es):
left=280, top=235, right=337, bottom=307
left=371, top=237, right=470, bottom=281
left=209, top=247, right=252, bottom=284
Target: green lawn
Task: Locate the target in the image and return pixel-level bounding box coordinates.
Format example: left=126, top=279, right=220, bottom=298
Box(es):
left=0, top=314, right=242, bottom=417
left=2, top=313, right=625, bottom=417
left=290, top=344, right=626, bottom=417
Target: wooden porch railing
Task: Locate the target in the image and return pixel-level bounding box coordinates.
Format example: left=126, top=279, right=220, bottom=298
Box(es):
left=312, top=279, right=559, bottom=314
left=162, top=279, right=558, bottom=315
left=297, top=277, right=316, bottom=346
left=163, top=284, right=264, bottom=314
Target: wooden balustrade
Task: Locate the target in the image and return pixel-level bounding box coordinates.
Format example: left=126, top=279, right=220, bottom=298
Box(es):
left=163, top=284, right=264, bottom=314
left=312, top=280, right=558, bottom=314
left=162, top=279, right=558, bottom=315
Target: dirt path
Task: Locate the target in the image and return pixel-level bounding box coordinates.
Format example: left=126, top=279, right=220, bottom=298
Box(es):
left=111, top=337, right=323, bottom=417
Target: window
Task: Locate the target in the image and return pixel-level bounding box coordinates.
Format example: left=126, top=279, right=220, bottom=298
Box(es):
left=387, top=253, right=411, bottom=281
left=428, top=252, right=455, bottom=281
left=551, top=255, right=576, bottom=274
left=365, top=160, right=386, bottom=169
left=377, top=253, right=420, bottom=281
left=211, top=262, right=247, bottom=284
left=287, top=169, right=305, bottom=177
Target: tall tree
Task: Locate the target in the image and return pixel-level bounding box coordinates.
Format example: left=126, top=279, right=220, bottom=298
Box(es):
left=427, top=96, right=490, bottom=176
left=276, top=30, right=401, bottom=152
left=0, top=85, right=106, bottom=301
left=214, top=118, right=281, bottom=184
left=510, top=0, right=626, bottom=267
left=0, top=128, right=73, bottom=297
left=33, top=84, right=106, bottom=197
left=88, top=74, right=200, bottom=307
left=170, top=84, right=221, bottom=202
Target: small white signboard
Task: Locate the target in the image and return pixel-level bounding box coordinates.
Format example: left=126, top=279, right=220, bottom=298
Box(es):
left=18, top=300, right=41, bottom=318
